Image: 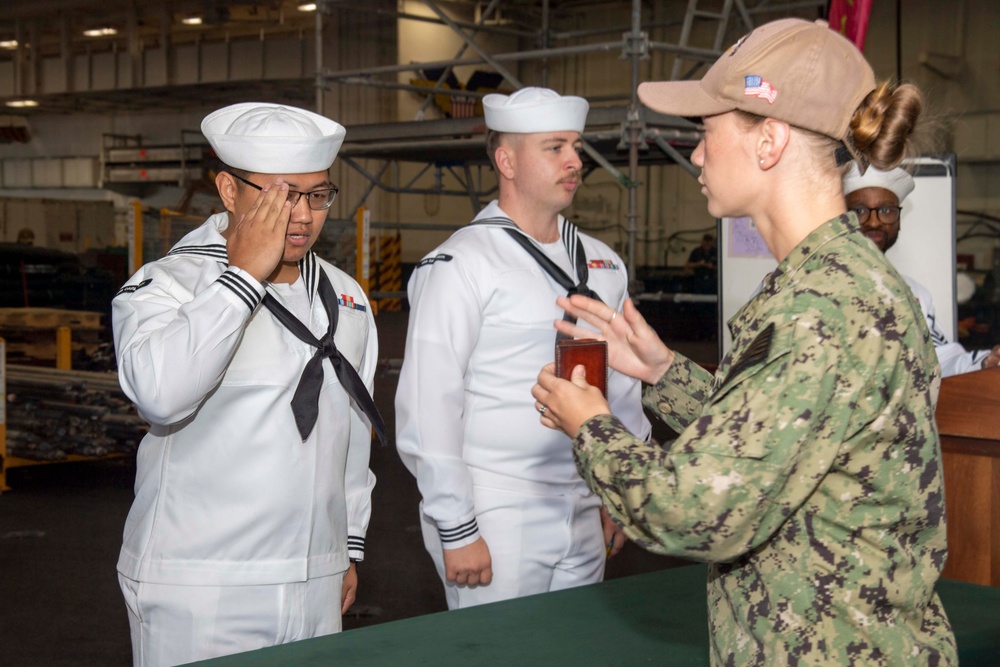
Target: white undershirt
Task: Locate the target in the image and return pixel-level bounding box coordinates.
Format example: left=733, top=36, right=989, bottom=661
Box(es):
left=539, top=238, right=575, bottom=279
left=267, top=278, right=312, bottom=325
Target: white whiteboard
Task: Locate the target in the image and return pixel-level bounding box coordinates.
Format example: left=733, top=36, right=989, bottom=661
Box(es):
left=719, top=155, right=956, bottom=357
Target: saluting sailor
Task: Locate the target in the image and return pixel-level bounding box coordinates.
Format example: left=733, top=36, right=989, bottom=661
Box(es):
left=395, top=87, right=651, bottom=609
left=112, top=102, right=383, bottom=667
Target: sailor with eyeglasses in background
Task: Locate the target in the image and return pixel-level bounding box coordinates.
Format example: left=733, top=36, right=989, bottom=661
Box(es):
left=844, top=164, right=1000, bottom=375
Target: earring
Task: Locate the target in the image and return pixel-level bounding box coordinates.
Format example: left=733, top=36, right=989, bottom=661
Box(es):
left=759, top=158, right=765, bottom=165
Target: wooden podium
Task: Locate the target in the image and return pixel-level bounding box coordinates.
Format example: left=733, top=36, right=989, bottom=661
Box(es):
left=936, top=366, right=1000, bottom=587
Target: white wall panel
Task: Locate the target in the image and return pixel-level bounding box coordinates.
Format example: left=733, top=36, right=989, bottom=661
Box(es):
left=173, top=43, right=199, bottom=85
left=263, top=39, right=305, bottom=79
left=62, top=158, right=98, bottom=188
left=143, top=49, right=167, bottom=88
left=227, top=41, right=263, bottom=81
left=202, top=42, right=235, bottom=82
left=31, top=159, right=63, bottom=187
left=41, top=57, right=66, bottom=94
left=3, top=159, right=33, bottom=188
left=91, top=52, right=117, bottom=90
left=73, top=55, right=90, bottom=92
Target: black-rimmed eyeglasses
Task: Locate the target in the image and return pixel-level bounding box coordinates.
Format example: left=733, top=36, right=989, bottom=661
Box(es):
left=850, top=205, right=902, bottom=225
left=230, top=172, right=339, bottom=211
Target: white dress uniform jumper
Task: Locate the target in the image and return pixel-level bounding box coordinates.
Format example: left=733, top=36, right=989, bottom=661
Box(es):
left=113, top=213, right=377, bottom=665
left=396, top=200, right=651, bottom=608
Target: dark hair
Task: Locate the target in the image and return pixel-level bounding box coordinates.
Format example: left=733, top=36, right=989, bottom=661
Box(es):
left=848, top=81, right=924, bottom=171
left=485, top=130, right=503, bottom=171
left=219, top=162, right=252, bottom=184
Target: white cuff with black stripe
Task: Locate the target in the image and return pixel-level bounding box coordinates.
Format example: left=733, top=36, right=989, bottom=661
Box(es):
left=438, top=517, right=480, bottom=549
left=216, top=267, right=263, bottom=312
left=348, top=535, right=365, bottom=563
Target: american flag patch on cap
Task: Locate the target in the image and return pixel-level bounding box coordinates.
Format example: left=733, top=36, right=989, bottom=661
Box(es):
left=338, top=294, right=367, bottom=312
left=744, top=75, right=777, bottom=104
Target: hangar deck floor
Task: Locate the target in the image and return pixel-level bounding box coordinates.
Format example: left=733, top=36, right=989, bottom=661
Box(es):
left=0, top=309, right=715, bottom=666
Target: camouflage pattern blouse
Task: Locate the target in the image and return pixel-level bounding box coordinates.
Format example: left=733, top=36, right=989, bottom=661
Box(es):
left=574, top=215, right=957, bottom=666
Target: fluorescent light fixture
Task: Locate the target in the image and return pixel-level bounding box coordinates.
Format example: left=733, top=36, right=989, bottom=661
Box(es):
left=297, top=3, right=317, bottom=11
left=6, top=99, right=39, bottom=108
left=182, top=17, right=203, bottom=25
left=0, top=40, right=18, bottom=49
left=83, top=27, right=118, bottom=37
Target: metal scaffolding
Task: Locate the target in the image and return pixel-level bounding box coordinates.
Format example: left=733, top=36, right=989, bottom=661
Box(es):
left=0, top=0, right=828, bottom=275
left=318, top=0, right=827, bottom=276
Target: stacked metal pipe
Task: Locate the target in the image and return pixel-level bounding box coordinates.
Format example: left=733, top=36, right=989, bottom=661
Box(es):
left=5, top=365, right=147, bottom=461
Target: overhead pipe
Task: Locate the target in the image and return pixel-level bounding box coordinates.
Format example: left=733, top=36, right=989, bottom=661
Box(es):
left=742, top=1, right=825, bottom=13
left=126, top=6, right=140, bottom=89
left=335, top=77, right=493, bottom=98
left=315, top=1, right=324, bottom=114
left=322, top=40, right=626, bottom=83
left=322, top=1, right=533, bottom=39
left=338, top=156, right=496, bottom=200
left=60, top=14, right=73, bottom=92
left=649, top=131, right=699, bottom=179
left=346, top=159, right=393, bottom=213
left=28, top=20, right=41, bottom=95
left=422, top=0, right=524, bottom=90
left=540, top=0, right=550, bottom=87
left=415, top=0, right=503, bottom=120
left=625, top=0, right=644, bottom=278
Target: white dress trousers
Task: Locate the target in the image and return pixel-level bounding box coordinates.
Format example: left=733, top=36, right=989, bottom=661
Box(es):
left=119, top=572, right=345, bottom=667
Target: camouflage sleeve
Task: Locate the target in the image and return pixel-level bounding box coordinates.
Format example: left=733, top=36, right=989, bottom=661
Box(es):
left=641, top=351, right=714, bottom=433
left=573, top=319, right=872, bottom=562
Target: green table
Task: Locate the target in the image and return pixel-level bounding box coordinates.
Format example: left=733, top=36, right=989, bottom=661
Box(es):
left=188, top=565, right=1000, bottom=666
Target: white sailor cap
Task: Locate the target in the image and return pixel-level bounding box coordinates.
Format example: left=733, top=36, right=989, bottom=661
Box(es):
left=482, top=87, right=589, bottom=134
left=201, top=102, right=346, bottom=174
left=843, top=163, right=915, bottom=204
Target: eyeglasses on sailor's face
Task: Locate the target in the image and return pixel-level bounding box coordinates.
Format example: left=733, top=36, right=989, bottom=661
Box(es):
left=850, top=204, right=902, bottom=225
left=229, top=172, right=339, bottom=210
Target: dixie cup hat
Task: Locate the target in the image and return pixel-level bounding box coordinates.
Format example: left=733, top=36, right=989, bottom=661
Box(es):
left=201, top=102, right=346, bottom=174
left=483, top=87, right=589, bottom=134
left=637, top=18, right=876, bottom=143
left=842, top=163, right=915, bottom=203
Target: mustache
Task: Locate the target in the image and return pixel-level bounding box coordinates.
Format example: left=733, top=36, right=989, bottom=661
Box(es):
left=559, top=172, right=582, bottom=184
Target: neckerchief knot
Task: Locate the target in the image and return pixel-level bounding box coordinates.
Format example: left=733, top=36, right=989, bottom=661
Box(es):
left=263, top=271, right=387, bottom=445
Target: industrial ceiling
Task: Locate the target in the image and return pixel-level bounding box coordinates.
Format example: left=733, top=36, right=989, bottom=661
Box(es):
left=1, top=0, right=339, bottom=113
left=0, top=1, right=598, bottom=114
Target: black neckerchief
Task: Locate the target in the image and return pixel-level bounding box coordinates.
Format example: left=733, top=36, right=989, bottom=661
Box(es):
left=263, top=270, right=387, bottom=444
left=472, top=216, right=603, bottom=340
left=168, top=245, right=385, bottom=444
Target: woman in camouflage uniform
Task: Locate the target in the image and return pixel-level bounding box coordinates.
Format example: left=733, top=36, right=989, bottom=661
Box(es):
left=532, top=17, right=957, bottom=667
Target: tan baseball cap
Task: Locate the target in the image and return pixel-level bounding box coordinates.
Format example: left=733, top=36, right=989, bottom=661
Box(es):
left=638, top=18, right=876, bottom=142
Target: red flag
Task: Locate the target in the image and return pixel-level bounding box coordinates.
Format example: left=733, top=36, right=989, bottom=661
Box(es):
left=828, top=0, right=874, bottom=51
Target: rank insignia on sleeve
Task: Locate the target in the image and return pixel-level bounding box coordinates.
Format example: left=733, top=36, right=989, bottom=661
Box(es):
left=114, top=278, right=152, bottom=297
left=415, top=253, right=453, bottom=268
left=586, top=259, right=619, bottom=270
left=338, top=294, right=367, bottom=312
left=719, top=322, right=775, bottom=388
